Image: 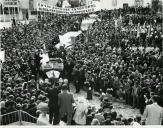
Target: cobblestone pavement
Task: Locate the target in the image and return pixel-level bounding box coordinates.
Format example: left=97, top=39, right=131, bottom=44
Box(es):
left=70, top=84, right=141, bottom=119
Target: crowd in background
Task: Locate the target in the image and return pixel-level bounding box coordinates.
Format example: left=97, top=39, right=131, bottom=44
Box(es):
left=0, top=6, right=163, bottom=125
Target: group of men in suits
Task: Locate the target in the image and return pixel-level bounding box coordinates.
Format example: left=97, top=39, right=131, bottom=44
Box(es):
left=46, top=76, right=163, bottom=126
left=47, top=80, right=75, bottom=125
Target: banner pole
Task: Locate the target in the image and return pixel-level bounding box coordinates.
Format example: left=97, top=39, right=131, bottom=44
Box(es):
left=18, top=5, right=20, bottom=21
left=8, top=6, right=11, bottom=22
left=13, top=7, right=16, bottom=20
left=36, top=8, right=38, bottom=21
left=44, top=10, right=45, bottom=19
left=2, top=6, right=5, bottom=22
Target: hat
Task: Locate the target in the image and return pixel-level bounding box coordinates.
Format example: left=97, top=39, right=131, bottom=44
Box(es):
left=8, top=95, right=14, bottom=99
left=103, top=97, right=109, bottom=102
left=37, top=102, right=49, bottom=113
left=61, top=84, right=68, bottom=90
left=63, top=79, right=68, bottom=84
left=31, top=96, right=36, bottom=100
left=44, top=79, right=50, bottom=84
left=59, top=78, right=63, bottom=83
left=16, top=97, right=22, bottom=103
left=6, top=87, right=12, bottom=92
left=16, top=103, right=22, bottom=108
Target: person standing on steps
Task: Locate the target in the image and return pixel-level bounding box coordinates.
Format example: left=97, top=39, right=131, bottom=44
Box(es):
left=58, top=84, right=75, bottom=125
left=47, top=82, right=60, bottom=125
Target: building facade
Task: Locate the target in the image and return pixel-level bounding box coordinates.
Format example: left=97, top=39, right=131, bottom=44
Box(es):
left=1, top=0, right=161, bottom=22
left=0, top=0, right=59, bottom=22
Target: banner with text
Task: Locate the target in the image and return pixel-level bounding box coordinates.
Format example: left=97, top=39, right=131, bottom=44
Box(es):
left=36, top=2, right=99, bottom=14
left=3, top=0, right=19, bottom=7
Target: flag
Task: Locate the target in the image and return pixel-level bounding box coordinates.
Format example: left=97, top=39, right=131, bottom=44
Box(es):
left=43, top=43, right=46, bottom=50
left=143, top=21, right=146, bottom=28
left=137, top=23, right=140, bottom=38
left=119, top=14, right=122, bottom=22
left=147, top=25, right=151, bottom=37
left=129, top=19, right=133, bottom=26
left=0, top=50, right=5, bottom=62
left=46, top=70, right=60, bottom=78
left=114, top=18, right=118, bottom=28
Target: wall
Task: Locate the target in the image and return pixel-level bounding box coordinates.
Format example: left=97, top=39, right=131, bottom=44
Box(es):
left=20, top=0, right=29, bottom=9
left=100, top=0, right=152, bottom=10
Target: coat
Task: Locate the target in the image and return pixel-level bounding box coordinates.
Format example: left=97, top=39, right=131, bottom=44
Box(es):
left=143, top=103, right=163, bottom=125
left=58, top=91, right=75, bottom=118
left=73, top=97, right=88, bottom=125
left=47, top=87, right=59, bottom=112
left=37, top=114, right=51, bottom=125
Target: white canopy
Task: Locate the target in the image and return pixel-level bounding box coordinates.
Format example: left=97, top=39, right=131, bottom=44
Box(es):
left=56, top=31, right=82, bottom=48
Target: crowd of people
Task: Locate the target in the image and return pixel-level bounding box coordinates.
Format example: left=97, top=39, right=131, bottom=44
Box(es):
left=65, top=7, right=163, bottom=111
left=0, top=6, right=163, bottom=126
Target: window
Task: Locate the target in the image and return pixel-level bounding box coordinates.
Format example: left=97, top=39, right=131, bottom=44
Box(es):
left=0, top=4, right=3, bottom=14
left=4, top=7, right=9, bottom=14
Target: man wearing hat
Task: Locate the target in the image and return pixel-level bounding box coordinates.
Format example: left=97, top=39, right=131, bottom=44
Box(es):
left=58, top=84, right=75, bottom=125
left=99, top=88, right=113, bottom=102
left=72, top=65, right=80, bottom=93
left=47, top=82, right=60, bottom=125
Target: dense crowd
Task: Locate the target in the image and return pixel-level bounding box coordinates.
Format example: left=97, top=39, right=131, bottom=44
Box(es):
left=65, top=8, right=163, bottom=113
left=1, top=14, right=85, bottom=116
left=0, top=7, right=163, bottom=125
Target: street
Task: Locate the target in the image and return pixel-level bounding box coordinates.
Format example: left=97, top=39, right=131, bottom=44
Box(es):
left=70, top=84, right=141, bottom=119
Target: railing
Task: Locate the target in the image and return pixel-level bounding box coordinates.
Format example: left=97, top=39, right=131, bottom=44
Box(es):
left=0, top=110, right=37, bottom=125
left=0, top=110, right=19, bottom=125
left=21, top=110, right=37, bottom=124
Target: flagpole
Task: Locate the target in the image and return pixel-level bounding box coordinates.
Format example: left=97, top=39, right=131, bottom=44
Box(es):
left=18, top=6, right=20, bottom=21
left=44, top=9, right=45, bottom=19
left=8, top=7, right=11, bottom=22
left=37, top=8, right=38, bottom=21
left=13, top=7, right=16, bottom=20
left=2, top=6, right=5, bottom=22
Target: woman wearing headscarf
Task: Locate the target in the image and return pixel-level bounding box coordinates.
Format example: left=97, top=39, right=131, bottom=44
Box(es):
left=37, top=97, right=51, bottom=125
left=73, top=96, right=88, bottom=125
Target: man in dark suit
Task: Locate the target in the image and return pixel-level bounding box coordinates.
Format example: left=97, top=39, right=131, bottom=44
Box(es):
left=58, top=84, right=75, bottom=125
left=47, top=82, right=60, bottom=125
left=72, top=65, right=80, bottom=93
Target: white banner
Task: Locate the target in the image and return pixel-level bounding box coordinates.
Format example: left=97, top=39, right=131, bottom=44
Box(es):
left=56, top=31, right=82, bottom=48
left=3, top=0, right=19, bottom=7
left=46, top=70, right=60, bottom=78
left=36, top=2, right=98, bottom=14
left=0, top=50, right=5, bottom=63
